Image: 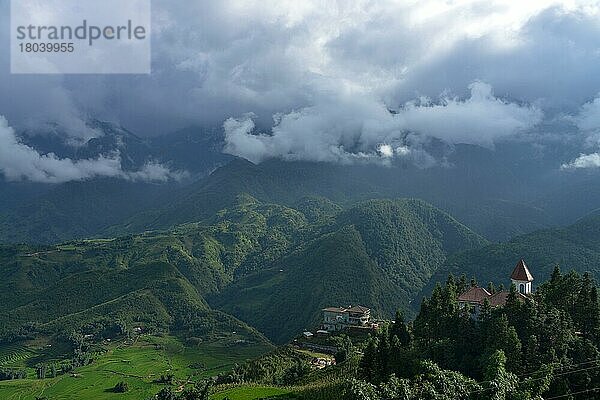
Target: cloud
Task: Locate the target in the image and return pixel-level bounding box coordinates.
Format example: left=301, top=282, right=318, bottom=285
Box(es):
left=394, top=82, right=543, bottom=146
left=561, top=95, right=600, bottom=170
left=0, top=116, right=184, bottom=183
left=0, top=1, right=598, bottom=136
left=127, top=161, right=189, bottom=182
left=561, top=153, right=600, bottom=170
left=0, top=0, right=598, bottom=173
left=572, top=95, right=600, bottom=132
left=224, top=82, right=542, bottom=163
left=377, top=144, right=395, bottom=158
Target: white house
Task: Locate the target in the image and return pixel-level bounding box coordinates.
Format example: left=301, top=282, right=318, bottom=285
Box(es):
left=322, top=305, right=371, bottom=331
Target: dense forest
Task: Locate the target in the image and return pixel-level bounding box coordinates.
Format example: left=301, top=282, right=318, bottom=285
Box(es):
left=346, top=268, right=599, bottom=399
left=208, top=269, right=599, bottom=399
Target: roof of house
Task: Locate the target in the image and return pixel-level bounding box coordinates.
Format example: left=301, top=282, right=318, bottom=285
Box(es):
left=511, top=259, right=534, bottom=282
left=458, top=289, right=528, bottom=307
left=457, top=286, right=491, bottom=303
left=488, top=291, right=508, bottom=307
left=346, top=305, right=370, bottom=313
left=322, top=305, right=370, bottom=314
left=322, top=307, right=346, bottom=313
left=489, top=291, right=528, bottom=307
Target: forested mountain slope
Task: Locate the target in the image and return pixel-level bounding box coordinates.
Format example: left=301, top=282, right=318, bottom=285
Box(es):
left=107, top=154, right=554, bottom=242
left=3, top=131, right=600, bottom=245
left=0, top=196, right=485, bottom=345
left=211, top=199, right=487, bottom=343
left=423, top=212, right=600, bottom=296
left=0, top=195, right=310, bottom=344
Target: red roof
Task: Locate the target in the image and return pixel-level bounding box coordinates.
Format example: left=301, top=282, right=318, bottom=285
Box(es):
left=488, top=291, right=508, bottom=307
left=511, top=259, right=534, bottom=282
left=457, top=287, right=491, bottom=303
left=489, top=291, right=528, bottom=307
left=458, top=288, right=528, bottom=307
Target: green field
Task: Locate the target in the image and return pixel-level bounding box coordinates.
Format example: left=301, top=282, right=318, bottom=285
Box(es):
left=0, top=335, right=271, bottom=400
left=210, top=385, right=296, bottom=400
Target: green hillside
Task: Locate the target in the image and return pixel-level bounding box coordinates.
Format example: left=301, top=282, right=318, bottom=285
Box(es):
left=213, top=199, right=487, bottom=343
left=1, top=144, right=587, bottom=246
left=0, top=196, right=484, bottom=347
left=0, top=179, right=173, bottom=244
left=0, top=334, right=269, bottom=400
left=0, top=195, right=490, bottom=399
left=107, top=156, right=555, bottom=242
left=0, top=197, right=317, bottom=343
left=425, top=213, right=600, bottom=294
left=3, top=195, right=598, bottom=399
left=3, top=141, right=600, bottom=246
left=0, top=197, right=312, bottom=398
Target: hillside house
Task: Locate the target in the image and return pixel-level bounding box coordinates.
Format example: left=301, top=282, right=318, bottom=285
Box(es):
left=457, top=259, right=533, bottom=315
left=322, top=305, right=371, bottom=331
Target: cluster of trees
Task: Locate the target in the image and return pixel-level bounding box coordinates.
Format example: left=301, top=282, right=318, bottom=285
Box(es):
left=216, top=347, right=312, bottom=386
left=0, top=368, right=27, bottom=380
left=349, top=268, right=600, bottom=399
left=113, top=381, right=129, bottom=393
left=34, top=356, right=92, bottom=380
left=347, top=350, right=553, bottom=400
left=154, top=373, right=175, bottom=384
left=35, top=364, right=55, bottom=379
left=32, top=332, right=99, bottom=380
left=154, top=381, right=211, bottom=400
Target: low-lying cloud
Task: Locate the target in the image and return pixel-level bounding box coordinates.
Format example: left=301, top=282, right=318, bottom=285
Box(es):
left=0, top=116, right=185, bottom=183
left=224, top=82, right=542, bottom=164
left=561, top=153, right=600, bottom=170
left=562, top=94, right=600, bottom=170
left=572, top=95, right=600, bottom=133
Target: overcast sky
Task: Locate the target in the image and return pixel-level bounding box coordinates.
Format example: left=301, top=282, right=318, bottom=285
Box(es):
left=1, top=0, right=600, bottom=181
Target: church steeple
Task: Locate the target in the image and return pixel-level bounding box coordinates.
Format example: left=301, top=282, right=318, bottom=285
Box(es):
left=511, top=259, right=534, bottom=294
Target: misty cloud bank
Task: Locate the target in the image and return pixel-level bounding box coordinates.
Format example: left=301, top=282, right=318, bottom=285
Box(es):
left=1, top=1, right=600, bottom=179
left=562, top=95, right=600, bottom=169
left=224, top=82, right=542, bottom=163
left=562, top=153, right=600, bottom=170
left=0, top=117, right=185, bottom=183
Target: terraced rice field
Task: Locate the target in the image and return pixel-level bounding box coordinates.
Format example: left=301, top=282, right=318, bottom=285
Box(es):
left=0, top=335, right=271, bottom=400
left=210, top=385, right=296, bottom=400
left=0, top=344, right=38, bottom=369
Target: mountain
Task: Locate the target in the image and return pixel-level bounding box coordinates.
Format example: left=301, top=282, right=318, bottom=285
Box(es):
left=107, top=153, right=553, bottom=242
left=19, top=121, right=232, bottom=174
left=211, top=198, right=487, bottom=343
left=0, top=122, right=232, bottom=244
left=148, top=125, right=233, bottom=173
left=0, top=194, right=320, bottom=343
left=0, top=179, right=174, bottom=244
left=106, top=136, right=600, bottom=244
left=422, top=212, right=600, bottom=296
left=0, top=195, right=485, bottom=345
left=4, top=124, right=600, bottom=246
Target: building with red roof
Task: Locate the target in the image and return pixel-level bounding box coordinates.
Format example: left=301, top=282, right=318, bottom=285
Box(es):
left=457, top=259, right=533, bottom=315
left=511, top=259, right=534, bottom=294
